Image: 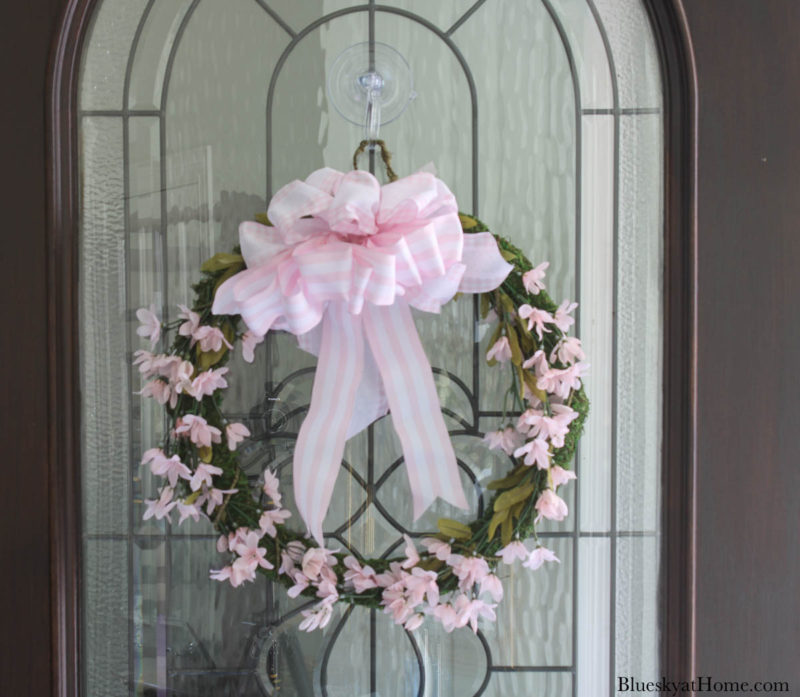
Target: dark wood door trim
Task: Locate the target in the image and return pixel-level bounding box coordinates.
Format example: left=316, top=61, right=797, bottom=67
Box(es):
left=645, top=0, right=699, bottom=682
left=44, top=1, right=699, bottom=694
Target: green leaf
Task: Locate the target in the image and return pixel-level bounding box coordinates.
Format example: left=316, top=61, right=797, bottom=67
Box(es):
left=487, top=466, right=530, bottom=491
left=437, top=518, right=472, bottom=540
left=480, top=292, right=491, bottom=319
left=500, top=514, right=514, bottom=546
left=254, top=212, right=272, bottom=226
left=500, top=249, right=516, bottom=263
left=506, top=324, right=523, bottom=366
left=488, top=508, right=509, bottom=541
left=201, top=252, right=244, bottom=273
left=196, top=323, right=236, bottom=371
left=459, top=213, right=479, bottom=230
left=493, top=482, right=535, bottom=512
left=523, top=371, right=548, bottom=403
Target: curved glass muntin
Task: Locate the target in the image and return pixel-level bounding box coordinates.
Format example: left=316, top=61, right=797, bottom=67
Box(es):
left=77, top=1, right=663, bottom=695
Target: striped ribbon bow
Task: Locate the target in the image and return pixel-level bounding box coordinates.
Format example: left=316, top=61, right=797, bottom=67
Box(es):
left=213, top=167, right=512, bottom=544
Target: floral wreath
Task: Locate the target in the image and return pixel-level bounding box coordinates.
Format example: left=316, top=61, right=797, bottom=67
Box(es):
left=135, top=152, right=589, bottom=635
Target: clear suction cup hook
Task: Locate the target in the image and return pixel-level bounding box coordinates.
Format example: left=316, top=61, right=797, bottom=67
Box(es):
left=327, top=42, right=416, bottom=142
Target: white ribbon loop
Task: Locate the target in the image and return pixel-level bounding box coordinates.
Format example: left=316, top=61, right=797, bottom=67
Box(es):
left=213, top=167, right=512, bottom=544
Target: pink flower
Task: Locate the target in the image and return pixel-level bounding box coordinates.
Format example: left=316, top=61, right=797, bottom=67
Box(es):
left=421, top=537, right=451, bottom=561
left=448, top=555, right=490, bottom=591
left=241, top=331, right=264, bottom=363
left=404, top=613, right=425, bottom=631
left=262, top=469, right=281, bottom=505
left=433, top=603, right=459, bottom=633
left=193, top=325, right=232, bottom=353
left=190, top=367, right=229, bottom=399
left=401, top=534, right=420, bottom=569
left=210, top=566, right=233, bottom=583
left=405, top=567, right=440, bottom=607
left=538, top=362, right=589, bottom=400
left=299, top=601, right=333, bottom=632
left=316, top=578, right=339, bottom=604
left=287, top=569, right=310, bottom=598
left=188, top=463, right=223, bottom=491
left=535, top=489, right=569, bottom=523
left=175, top=414, right=222, bottom=448
left=552, top=300, right=578, bottom=333
left=517, top=305, right=553, bottom=340
left=203, top=486, right=238, bottom=515
left=522, top=261, right=549, bottom=294
left=480, top=573, right=504, bottom=602
left=176, top=502, right=201, bottom=524
left=513, top=436, right=551, bottom=469
left=376, top=561, right=408, bottom=589
left=234, top=531, right=274, bottom=571
left=278, top=551, right=296, bottom=576
left=259, top=508, right=291, bottom=537
left=455, top=596, right=497, bottom=633
left=136, top=304, right=161, bottom=346
left=486, top=336, right=513, bottom=363
left=225, top=422, right=250, bottom=450
left=497, top=540, right=529, bottom=565
left=138, top=379, right=176, bottom=408
left=517, top=404, right=578, bottom=448
left=285, top=540, right=305, bottom=562
left=343, top=556, right=379, bottom=593
left=229, top=562, right=257, bottom=587
left=550, top=465, right=577, bottom=488
left=482, top=427, right=525, bottom=455
left=149, top=453, right=191, bottom=488
left=133, top=350, right=159, bottom=377
left=143, top=487, right=176, bottom=521
left=177, top=304, right=201, bottom=341
left=302, top=547, right=336, bottom=581
left=551, top=336, right=585, bottom=365
left=523, top=546, right=560, bottom=570
left=522, top=349, right=549, bottom=376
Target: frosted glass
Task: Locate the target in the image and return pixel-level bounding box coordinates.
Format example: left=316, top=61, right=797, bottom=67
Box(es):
left=592, top=0, right=663, bottom=109
left=380, top=0, right=488, bottom=34
left=79, top=0, right=149, bottom=110
left=84, top=540, right=128, bottom=697
left=483, top=671, right=572, bottom=697
left=80, top=116, right=129, bottom=535
left=577, top=537, right=611, bottom=696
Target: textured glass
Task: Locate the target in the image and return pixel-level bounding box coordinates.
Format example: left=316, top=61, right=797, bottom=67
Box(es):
left=79, top=0, right=149, bottom=110
left=84, top=540, right=129, bottom=697
left=79, top=1, right=664, bottom=695
left=80, top=116, right=129, bottom=535
left=592, top=0, right=663, bottom=109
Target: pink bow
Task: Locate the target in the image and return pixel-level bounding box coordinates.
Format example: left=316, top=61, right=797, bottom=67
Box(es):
left=213, top=168, right=512, bottom=544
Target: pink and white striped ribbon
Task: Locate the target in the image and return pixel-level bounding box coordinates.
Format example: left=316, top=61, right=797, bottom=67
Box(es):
left=213, top=168, right=512, bottom=544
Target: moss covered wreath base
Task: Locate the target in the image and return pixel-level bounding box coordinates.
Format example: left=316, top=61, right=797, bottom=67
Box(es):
left=134, top=169, right=589, bottom=635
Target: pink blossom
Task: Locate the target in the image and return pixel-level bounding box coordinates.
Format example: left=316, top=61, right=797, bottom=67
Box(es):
left=278, top=551, right=296, bottom=576
left=448, top=555, right=490, bottom=591
left=535, top=489, right=569, bottom=523
left=552, top=300, right=578, bottom=333
left=136, top=304, right=161, bottom=346
left=138, top=379, right=176, bottom=408
left=538, top=362, right=589, bottom=400
left=229, top=562, right=257, bottom=587
left=204, top=486, right=238, bottom=515
left=550, top=465, right=577, bottom=488
left=316, top=578, right=339, bottom=604
left=455, top=596, right=497, bottom=633
left=193, top=325, right=232, bottom=353
left=551, top=336, right=586, bottom=365
left=405, top=567, right=440, bottom=607
left=190, top=367, right=229, bottom=399
left=299, top=601, right=334, bottom=632
left=482, top=426, right=525, bottom=456
left=404, top=613, right=425, bottom=631
left=421, top=537, right=451, bottom=561
left=143, top=487, right=176, bottom=521
left=225, top=422, right=250, bottom=450
left=175, top=414, right=222, bottom=448
left=382, top=588, right=415, bottom=625
left=480, top=573, right=504, bottom=602
left=188, top=463, right=223, bottom=491
left=514, top=436, right=551, bottom=469
left=517, top=305, right=553, bottom=340
left=241, top=330, right=264, bottom=363
left=302, top=547, right=332, bottom=581
left=523, top=546, right=560, bottom=570
left=262, top=468, right=281, bottom=505
left=259, top=508, right=291, bottom=537
left=177, top=304, right=201, bottom=340
left=433, top=603, right=459, bottom=633
left=133, top=350, right=159, bottom=377
left=522, top=261, right=549, bottom=295
left=216, top=535, right=230, bottom=553
left=497, top=540, right=529, bottom=565
left=287, top=569, right=310, bottom=598
left=285, top=540, right=305, bottom=562
left=177, top=502, right=201, bottom=524
left=486, top=336, right=513, bottom=363
left=343, top=556, right=379, bottom=593
left=210, top=566, right=233, bottom=583
left=148, top=453, right=191, bottom=488
left=401, top=534, right=420, bottom=569
left=517, top=404, right=578, bottom=448
left=376, top=561, right=408, bottom=589
left=234, top=531, right=274, bottom=571
left=522, top=349, right=549, bottom=377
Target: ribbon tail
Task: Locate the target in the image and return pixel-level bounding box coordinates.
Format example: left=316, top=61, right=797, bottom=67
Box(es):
left=363, top=301, right=469, bottom=519
left=293, top=301, right=364, bottom=545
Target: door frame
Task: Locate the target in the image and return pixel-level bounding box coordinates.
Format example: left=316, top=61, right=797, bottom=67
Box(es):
left=44, top=1, right=698, bottom=695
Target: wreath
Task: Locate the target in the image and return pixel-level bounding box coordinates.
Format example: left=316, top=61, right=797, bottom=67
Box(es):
left=135, top=150, right=589, bottom=634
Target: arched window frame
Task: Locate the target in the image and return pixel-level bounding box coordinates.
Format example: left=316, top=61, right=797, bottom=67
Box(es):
left=46, top=1, right=698, bottom=694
